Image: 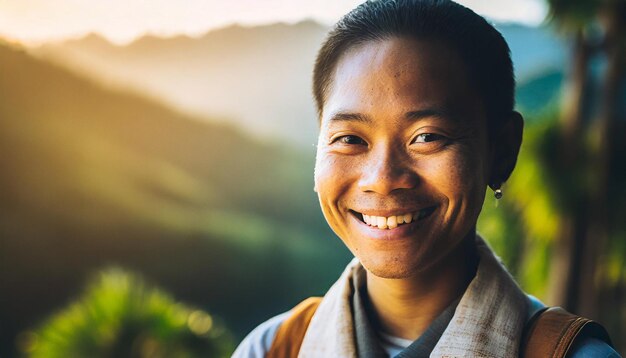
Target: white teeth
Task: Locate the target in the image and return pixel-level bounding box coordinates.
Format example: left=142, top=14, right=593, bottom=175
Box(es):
left=360, top=209, right=433, bottom=229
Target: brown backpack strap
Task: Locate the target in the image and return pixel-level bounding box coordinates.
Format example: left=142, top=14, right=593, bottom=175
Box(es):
left=267, top=297, right=322, bottom=358
left=521, top=307, right=613, bottom=358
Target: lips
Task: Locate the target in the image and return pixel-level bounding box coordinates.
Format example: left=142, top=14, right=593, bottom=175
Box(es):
left=353, top=206, right=436, bottom=229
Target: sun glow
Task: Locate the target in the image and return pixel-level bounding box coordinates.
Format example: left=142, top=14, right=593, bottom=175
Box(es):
left=0, top=0, right=546, bottom=45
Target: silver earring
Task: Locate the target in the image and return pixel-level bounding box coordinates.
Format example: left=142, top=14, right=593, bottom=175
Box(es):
left=494, top=188, right=503, bottom=200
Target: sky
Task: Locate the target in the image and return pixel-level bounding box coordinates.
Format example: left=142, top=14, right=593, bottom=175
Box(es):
left=0, top=0, right=547, bottom=45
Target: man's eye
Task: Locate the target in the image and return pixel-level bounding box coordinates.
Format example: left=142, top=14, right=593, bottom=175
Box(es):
left=334, top=135, right=366, bottom=145
left=413, top=133, right=445, bottom=143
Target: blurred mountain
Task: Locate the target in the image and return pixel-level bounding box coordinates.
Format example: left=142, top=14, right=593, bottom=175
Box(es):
left=0, top=41, right=350, bottom=356
left=31, top=21, right=566, bottom=147
left=33, top=21, right=328, bottom=147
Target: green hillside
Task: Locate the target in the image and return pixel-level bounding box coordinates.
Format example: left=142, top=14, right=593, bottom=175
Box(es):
left=0, top=41, right=350, bottom=356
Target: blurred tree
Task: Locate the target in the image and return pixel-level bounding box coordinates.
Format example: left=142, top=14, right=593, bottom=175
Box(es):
left=20, top=268, right=234, bottom=357
left=543, top=0, right=626, bottom=346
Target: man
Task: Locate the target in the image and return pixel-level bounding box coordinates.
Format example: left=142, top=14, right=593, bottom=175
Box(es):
left=234, top=0, right=617, bottom=356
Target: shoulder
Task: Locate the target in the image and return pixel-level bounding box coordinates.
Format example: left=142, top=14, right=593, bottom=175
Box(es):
left=231, top=311, right=290, bottom=358
left=567, top=337, right=621, bottom=357
left=525, top=295, right=619, bottom=357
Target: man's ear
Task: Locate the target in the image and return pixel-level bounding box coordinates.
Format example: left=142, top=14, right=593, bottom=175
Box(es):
left=489, top=111, right=524, bottom=189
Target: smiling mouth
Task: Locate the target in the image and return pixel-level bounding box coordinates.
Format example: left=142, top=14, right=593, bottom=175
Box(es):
left=353, top=207, right=436, bottom=229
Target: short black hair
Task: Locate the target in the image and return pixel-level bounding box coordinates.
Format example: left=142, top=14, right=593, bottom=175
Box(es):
left=313, top=0, right=515, bottom=132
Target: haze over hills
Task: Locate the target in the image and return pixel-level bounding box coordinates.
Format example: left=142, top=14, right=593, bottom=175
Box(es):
left=31, top=21, right=566, bottom=146
left=33, top=21, right=329, bottom=146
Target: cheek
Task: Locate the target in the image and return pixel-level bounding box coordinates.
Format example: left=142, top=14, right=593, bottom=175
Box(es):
left=314, top=152, right=355, bottom=240
left=314, top=152, right=345, bottom=213
left=314, top=152, right=335, bottom=194
left=314, top=150, right=360, bottom=193
left=420, top=149, right=488, bottom=203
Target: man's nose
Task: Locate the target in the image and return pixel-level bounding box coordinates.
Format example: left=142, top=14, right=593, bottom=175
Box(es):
left=357, top=145, right=419, bottom=195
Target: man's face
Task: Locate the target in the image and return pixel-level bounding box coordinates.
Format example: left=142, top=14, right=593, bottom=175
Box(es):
left=314, top=37, right=492, bottom=278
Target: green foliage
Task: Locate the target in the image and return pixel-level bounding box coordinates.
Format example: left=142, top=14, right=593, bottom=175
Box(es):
left=479, top=111, right=563, bottom=298
left=23, top=268, right=234, bottom=357
left=480, top=105, right=626, bottom=307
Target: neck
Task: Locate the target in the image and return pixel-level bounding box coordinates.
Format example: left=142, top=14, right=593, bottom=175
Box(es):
left=365, top=231, right=479, bottom=340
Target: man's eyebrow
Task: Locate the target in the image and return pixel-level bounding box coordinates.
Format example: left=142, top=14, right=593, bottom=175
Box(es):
left=328, top=112, right=372, bottom=123
left=328, top=108, right=455, bottom=123
left=405, top=108, right=455, bottom=121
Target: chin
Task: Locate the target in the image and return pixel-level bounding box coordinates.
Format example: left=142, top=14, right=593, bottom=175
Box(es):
left=368, top=268, right=415, bottom=280
left=359, top=255, right=423, bottom=279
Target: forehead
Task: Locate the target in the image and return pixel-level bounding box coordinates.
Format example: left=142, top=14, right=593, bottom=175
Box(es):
left=322, top=37, right=484, bottom=125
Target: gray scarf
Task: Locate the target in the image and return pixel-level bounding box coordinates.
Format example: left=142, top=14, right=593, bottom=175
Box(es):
left=298, top=236, right=529, bottom=357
